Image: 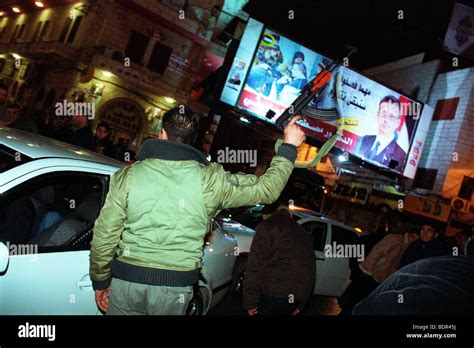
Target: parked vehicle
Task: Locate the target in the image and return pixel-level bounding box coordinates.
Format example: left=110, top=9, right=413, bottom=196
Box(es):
left=226, top=204, right=361, bottom=299
left=0, top=128, right=246, bottom=315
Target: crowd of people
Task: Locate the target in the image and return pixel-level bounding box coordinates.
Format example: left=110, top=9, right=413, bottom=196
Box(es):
left=339, top=220, right=474, bottom=315
left=1, top=81, right=473, bottom=316
left=0, top=83, right=135, bottom=163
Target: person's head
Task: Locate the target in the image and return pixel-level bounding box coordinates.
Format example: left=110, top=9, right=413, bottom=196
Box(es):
left=291, top=61, right=307, bottom=79
left=377, top=95, right=402, bottom=139
left=420, top=224, right=437, bottom=242
left=160, top=106, right=200, bottom=145
left=407, top=227, right=421, bottom=243
left=261, top=200, right=289, bottom=220
left=72, top=115, right=89, bottom=129
left=95, top=121, right=110, bottom=140
left=0, top=84, right=8, bottom=104
left=263, top=47, right=277, bottom=60
left=292, top=51, right=305, bottom=64
left=6, top=103, right=21, bottom=123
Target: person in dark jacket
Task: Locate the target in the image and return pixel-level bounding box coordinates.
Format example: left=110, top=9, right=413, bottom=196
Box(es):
left=243, top=200, right=316, bottom=315
left=359, top=219, right=390, bottom=258
left=0, top=103, right=38, bottom=133
left=398, top=224, right=450, bottom=268
left=70, top=115, right=94, bottom=151
left=93, top=121, right=115, bottom=158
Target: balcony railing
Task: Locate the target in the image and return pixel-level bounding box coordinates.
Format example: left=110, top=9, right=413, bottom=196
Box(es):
left=0, top=40, right=80, bottom=63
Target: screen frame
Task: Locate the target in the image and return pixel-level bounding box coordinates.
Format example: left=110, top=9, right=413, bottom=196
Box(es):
left=218, top=18, right=430, bottom=178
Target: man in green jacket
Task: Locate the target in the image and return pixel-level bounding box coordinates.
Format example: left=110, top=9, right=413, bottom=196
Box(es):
left=90, top=106, right=305, bottom=315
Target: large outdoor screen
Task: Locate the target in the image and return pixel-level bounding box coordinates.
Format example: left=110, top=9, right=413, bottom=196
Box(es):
left=220, top=19, right=434, bottom=179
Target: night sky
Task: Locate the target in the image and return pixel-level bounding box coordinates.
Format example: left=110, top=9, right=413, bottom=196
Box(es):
left=243, top=0, right=461, bottom=70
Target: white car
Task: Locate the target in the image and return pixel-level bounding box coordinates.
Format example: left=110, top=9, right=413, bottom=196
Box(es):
left=225, top=205, right=361, bottom=298
left=0, top=128, right=240, bottom=315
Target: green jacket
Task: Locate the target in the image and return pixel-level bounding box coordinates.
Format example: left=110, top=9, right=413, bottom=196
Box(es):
left=90, top=139, right=297, bottom=290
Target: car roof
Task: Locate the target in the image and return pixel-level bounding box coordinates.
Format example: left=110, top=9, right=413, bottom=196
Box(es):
left=0, top=127, right=124, bottom=168
left=291, top=207, right=357, bottom=233
left=290, top=206, right=325, bottom=218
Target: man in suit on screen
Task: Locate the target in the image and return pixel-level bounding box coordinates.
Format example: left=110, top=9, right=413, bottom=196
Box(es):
left=355, top=95, right=407, bottom=172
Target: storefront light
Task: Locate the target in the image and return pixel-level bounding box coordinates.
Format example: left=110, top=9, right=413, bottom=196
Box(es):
left=12, top=53, right=21, bottom=60
left=164, top=97, right=175, bottom=104
left=12, top=7, right=21, bottom=13
left=0, top=11, right=6, bottom=17
left=35, top=2, right=45, bottom=8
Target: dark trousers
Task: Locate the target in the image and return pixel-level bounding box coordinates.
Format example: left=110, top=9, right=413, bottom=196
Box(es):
left=338, top=271, right=379, bottom=316
left=258, top=293, right=298, bottom=315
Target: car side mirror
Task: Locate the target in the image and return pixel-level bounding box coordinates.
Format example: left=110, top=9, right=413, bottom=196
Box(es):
left=0, top=242, right=9, bottom=273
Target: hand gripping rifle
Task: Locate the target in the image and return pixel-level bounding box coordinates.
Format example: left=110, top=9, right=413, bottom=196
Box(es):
left=274, top=46, right=358, bottom=168
left=275, top=46, right=358, bottom=129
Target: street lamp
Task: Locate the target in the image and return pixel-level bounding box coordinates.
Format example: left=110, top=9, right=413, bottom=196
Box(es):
left=35, top=2, right=45, bottom=8
left=12, top=7, right=21, bottom=13
left=164, top=97, right=175, bottom=104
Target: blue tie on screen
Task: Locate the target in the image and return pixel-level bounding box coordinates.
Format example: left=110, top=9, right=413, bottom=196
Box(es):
left=369, top=141, right=380, bottom=160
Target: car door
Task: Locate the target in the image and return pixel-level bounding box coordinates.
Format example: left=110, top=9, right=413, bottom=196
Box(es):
left=202, top=220, right=237, bottom=295
left=0, top=169, right=110, bottom=315
left=328, top=224, right=360, bottom=297
left=297, top=218, right=331, bottom=295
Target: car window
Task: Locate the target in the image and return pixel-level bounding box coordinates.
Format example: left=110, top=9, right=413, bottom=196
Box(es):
left=0, top=145, right=31, bottom=173
left=332, top=225, right=358, bottom=245
left=301, top=221, right=327, bottom=251
left=0, top=172, right=107, bottom=252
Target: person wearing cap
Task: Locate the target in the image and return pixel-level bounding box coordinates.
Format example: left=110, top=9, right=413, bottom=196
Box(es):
left=90, top=107, right=306, bottom=315
left=246, top=37, right=284, bottom=96
left=243, top=198, right=316, bottom=315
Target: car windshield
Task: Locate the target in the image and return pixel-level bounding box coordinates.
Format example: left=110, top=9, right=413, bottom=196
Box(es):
left=0, top=145, right=31, bottom=173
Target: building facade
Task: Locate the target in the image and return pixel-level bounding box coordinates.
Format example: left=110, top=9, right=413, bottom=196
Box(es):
left=0, top=0, right=249, bottom=150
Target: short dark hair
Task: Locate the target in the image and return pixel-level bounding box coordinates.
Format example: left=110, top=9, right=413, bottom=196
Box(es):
left=379, top=95, right=400, bottom=109
left=97, top=121, right=110, bottom=132
left=162, top=106, right=200, bottom=145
